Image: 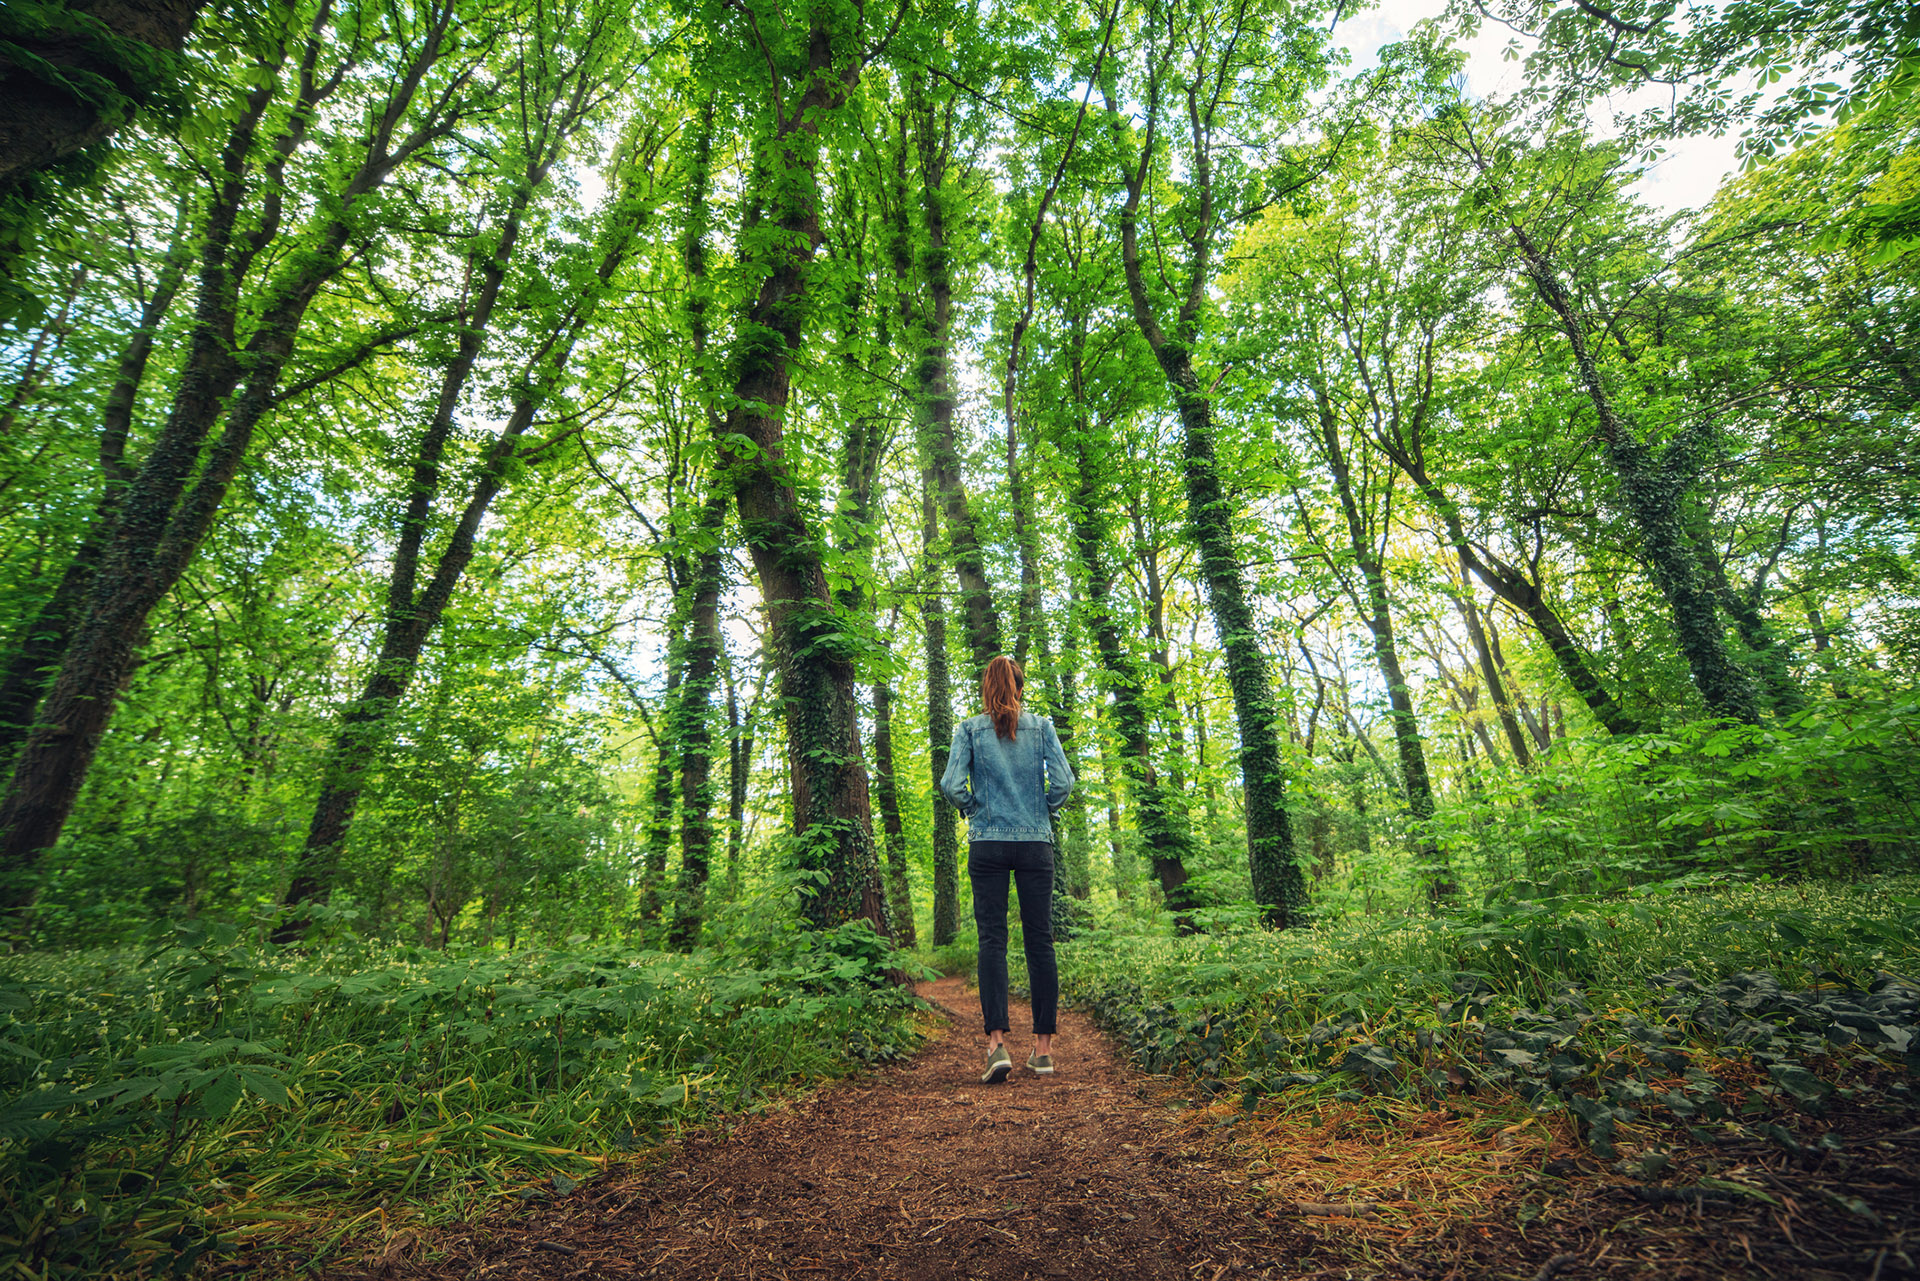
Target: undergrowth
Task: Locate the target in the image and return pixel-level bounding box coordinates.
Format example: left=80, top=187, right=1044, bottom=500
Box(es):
left=0, top=902, right=925, bottom=1279
left=1060, top=875, right=1920, bottom=1158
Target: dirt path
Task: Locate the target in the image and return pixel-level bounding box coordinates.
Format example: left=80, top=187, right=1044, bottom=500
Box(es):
left=358, top=976, right=1323, bottom=1280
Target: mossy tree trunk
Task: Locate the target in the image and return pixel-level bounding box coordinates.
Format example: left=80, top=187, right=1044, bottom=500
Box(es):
left=909, top=92, right=1001, bottom=677
left=1060, top=313, right=1195, bottom=916
left=1504, top=220, right=1761, bottom=726
left=870, top=678, right=916, bottom=946
left=280, top=49, right=637, bottom=937
left=2, top=7, right=462, bottom=895
left=668, top=98, right=728, bottom=950
left=716, top=21, right=887, bottom=933
left=1101, top=65, right=1304, bottom=927
left=923, top=463, right=960, bottom=945
left=0, top=216, right=188, bottom=770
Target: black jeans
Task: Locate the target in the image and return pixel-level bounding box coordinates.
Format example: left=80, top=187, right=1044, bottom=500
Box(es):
left=969, top=840, right=1057, bottom=1036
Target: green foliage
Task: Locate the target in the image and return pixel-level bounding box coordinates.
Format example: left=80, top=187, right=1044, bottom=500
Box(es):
left=0, top=916, right=924, bottom=1277
left=1425, top=694, right=1920, bottom=892
left=0, top=9, right=1914, bottom=1276
left=1061, top=875, right=1920, bottom=1153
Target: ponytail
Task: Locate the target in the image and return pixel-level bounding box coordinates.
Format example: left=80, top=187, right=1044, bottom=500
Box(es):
left=982, top=655, right=1024, bottom=739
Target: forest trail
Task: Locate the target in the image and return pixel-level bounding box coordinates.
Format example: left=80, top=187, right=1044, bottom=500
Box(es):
left=334, top=977, right=1920, bottom=1281
left=353, top=975, right=1322, bottom=1280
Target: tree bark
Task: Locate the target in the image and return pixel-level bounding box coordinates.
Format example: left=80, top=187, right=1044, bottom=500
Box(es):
left=635, top=656, right=684, bottom=924
left=0, top=5, right=407, bottom=887
left=279, top=54, right=627, bottom=935
left=1104, top=82, right=1303, bottom=928
left=668, top=100, right=728, bottom=951
left=1690, top=523, right=1804, bottom=716
left=870, top=679, right=916, bottom=946
left=923, top=464, right=960, bottom=945
left=1041, top=606, right=1091, bottom=901
left=1505, top=221, right=1760, bottom=725
left=0, top=0, right=207, bottom=191
left=0, top=218, right=187, bottom=768
left=1453, top=556, right=1533, bottom=768
left=717, top=22, right=885, bottom=934
left=910, top=96, right=1001, bottom=676
left=1393, top=453, right=1639, bottom=737
left=1061, top=320, right=1195, bottom=915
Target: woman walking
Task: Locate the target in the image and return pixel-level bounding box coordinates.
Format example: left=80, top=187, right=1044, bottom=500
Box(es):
left=940, top=655, right=1075, bottom=1083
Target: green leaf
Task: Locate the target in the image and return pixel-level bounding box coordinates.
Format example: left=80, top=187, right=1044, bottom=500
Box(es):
left=195, top=1071, right=243, bottom=1120
left=236, top=1067, right=289, bottom=1107
left=1765, top=1062, right=1832, bottom=1105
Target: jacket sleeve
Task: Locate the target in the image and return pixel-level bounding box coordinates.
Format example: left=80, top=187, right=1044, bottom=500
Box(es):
left=938, top=721, right=979, bottom=816
left=1042, top=719, right=1075, bottom=814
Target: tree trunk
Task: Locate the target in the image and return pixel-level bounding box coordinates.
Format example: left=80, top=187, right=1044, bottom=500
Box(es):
left=0, top=0, right=207, bottom=191
left=279, top=72, right=635, bottom=935
left=0, top=220, right=187, bottom=767
left=1043, top=602, right=1091, bottom=901
left=1096, top=725, right=1131, bottom=901
left=1009, top=412, right=1040, bottom=668
left=2, top=4, right=459, bottom=899
left=1506, top=222, right=1760, bottom=725
left=911, top=98, right=1001, bottom=676
left=718, top=26, right=885, bottom=934
left=1403, top=460, right=1639, bottom=737
left=724, top=659, right=767, bottom=899
left=1130, top=507, right=1191, bottom=800
left=1690, top=524, right=1804, bottom=715
left=1165, top=362, right=1302, bottom=925
left=668, top=101, right=727, bottom=951
left=1453, top=554, right=1533, bottom=769
left=1312, top=385, right=1451, bottom=903
left=1060, top=325, right=1195, bottom=916
left=635, top=656, right=683, bottom=924
left=2, top=211, right=346, bottom=881
left=1105, top=84, right=1302, bottom=928
left=871, top=680, right=916, bottom=946
left=923, top=464, right=960, bottom=945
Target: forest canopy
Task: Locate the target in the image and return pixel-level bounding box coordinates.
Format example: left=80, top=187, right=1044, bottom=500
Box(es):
left=0, top=0, right=1910, bottom=947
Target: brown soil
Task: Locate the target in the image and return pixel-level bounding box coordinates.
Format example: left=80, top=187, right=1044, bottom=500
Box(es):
left=331, top=978, right=1920, bottom=1281
left=344, top=976, right=1329, bottom=1280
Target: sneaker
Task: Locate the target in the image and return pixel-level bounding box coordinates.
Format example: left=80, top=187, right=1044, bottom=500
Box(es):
left=982, top=1045, right=1013, bottom=1084
left=1027, top=1051, right=1054, bottom=1075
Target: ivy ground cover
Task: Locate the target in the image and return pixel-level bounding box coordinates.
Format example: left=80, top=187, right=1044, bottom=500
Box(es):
left=1057, top=876, right=1920, bottom=1152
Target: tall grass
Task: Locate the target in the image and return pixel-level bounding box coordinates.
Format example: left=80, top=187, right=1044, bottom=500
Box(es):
left=0, top=902, right=923, bottom=1278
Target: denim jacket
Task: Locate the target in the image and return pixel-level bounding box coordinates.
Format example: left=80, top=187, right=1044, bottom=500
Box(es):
left=939, top=712, right=1075, bottom=843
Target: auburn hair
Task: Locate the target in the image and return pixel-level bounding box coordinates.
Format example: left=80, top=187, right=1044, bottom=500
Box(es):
left=982, top=655, right=1025, bottom=739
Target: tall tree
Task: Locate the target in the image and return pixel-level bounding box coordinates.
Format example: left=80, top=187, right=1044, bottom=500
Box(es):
left=1, top=0, right=488, bottom=898
left=1302, top=380, right=1452, bottom=901
left=1097, top=0, right=1332, bottom=926
left=708, top=0, right=888, bottom=933
left=667, top=92, right=730, bottom=951
left=1054, top=282, right=1196, bottom=914
left=1432, top=116, right=1764, bottom=723
left=906, top=88, right=1002, bottom=676
left=922, top=463, right=960, bottom=944
left=281, top=24, right=661, bottom=933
